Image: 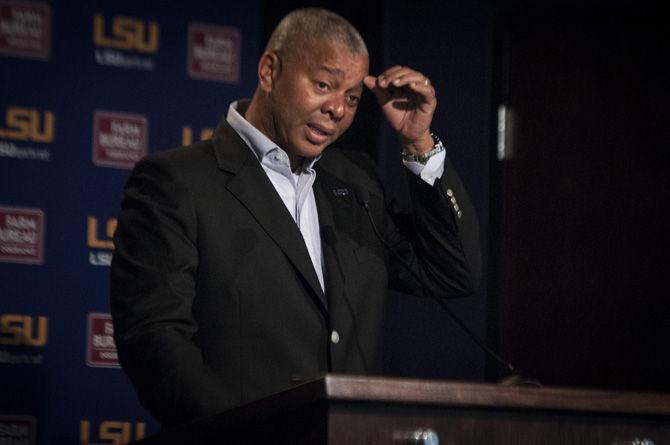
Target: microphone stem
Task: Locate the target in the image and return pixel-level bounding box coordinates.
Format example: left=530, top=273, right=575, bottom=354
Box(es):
left=361, top=200, right=516, bottom=376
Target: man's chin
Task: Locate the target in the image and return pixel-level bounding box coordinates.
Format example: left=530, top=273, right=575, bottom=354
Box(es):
left=295, top=142, right=330, bottom=159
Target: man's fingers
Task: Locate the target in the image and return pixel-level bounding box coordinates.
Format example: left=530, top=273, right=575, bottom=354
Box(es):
left=377, top=65, right=407, bottom=83
left=371, top=68, right=432, bottom=92
left=372, top=73, right=434, bottom=102
left=364, top=75, right=390, bottom=103
left=363, top=75, right=377, bottom=90
left=405, top=78, right=436, bottom=99
left=389, top=73, right=427, bottom=87
left=366, top=68, right=436, bottom=114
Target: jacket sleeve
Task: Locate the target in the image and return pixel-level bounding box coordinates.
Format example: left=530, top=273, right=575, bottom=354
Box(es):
left=109, top=155, right=231, bottom=426
left=372, top=155, right=482, bottom=298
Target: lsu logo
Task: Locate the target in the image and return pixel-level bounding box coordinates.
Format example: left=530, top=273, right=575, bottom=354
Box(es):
left=181, top=126, right=213, bottom=146
left=0, top=107, right=55, bottom=143
left=80, top=420, right=146, bottom=445
left=87, top=217, right=116, bottom=250
left=93, top=13, right=159, bottom=53
left=0, top=314, right=48, bottom=346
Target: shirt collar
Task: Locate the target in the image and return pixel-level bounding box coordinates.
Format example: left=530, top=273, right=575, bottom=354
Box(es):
left=226, top=100, right=322, bottom=171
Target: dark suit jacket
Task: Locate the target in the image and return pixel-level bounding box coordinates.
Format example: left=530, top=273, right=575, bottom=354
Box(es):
left=110, top=118, right=481, bottom=427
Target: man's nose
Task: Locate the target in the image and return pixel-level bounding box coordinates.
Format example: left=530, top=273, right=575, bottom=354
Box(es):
left=323, top=96, right=345, bottom=121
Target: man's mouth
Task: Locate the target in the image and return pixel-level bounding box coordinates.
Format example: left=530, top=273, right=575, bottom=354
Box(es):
left=306, top=123, right=335, bottom=144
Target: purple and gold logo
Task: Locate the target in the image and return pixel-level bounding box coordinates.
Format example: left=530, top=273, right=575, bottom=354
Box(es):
left=187, top=23, right=240, bottom=83
left=0, top=314, right=48, bottom=347
left=0, top=106, right=54, bottom=142
left=86, top=313, right=119, bottom=368
left=80, top=420, right=146, bottom=445
left=0, top=313, right=47, bottom=365
left=0, top=106, right=54, bottom=161
left=93, top=12, right=159, bottom=70
left=0, top=206, right=44, bottom=264
left=0, top=0, right=51, bottom=60
left=92, top=110, right=147, bottom=169
left=181, top=125, right=213, bottom=146
left=87, top=216, right=116, bottom=267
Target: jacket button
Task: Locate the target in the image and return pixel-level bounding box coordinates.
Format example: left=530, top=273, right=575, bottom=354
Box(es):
left=331, top=330, right=340, bottom=344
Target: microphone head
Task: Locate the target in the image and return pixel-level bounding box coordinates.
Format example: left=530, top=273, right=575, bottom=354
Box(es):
left=354, top=185, right=370, bottom=207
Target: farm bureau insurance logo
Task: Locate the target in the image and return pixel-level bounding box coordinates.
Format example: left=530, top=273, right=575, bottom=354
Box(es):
left=93, top=12, right=159, bottom=70
left=187, top=23, right=240, bottom=83
left=0, top=206, right=44, bottom=264
left=87, top=216, right=116, bottom=266
left=0, top=313, right=48, bottom=365
left=0, top=106, right=54, bottom=161
left=92, top=110, right=147, bottom=169
left=86, top=313, right=119, bottom=367
left=0, top=0, right=51, bottom=60
left=0, top=415, right=36, bottom=445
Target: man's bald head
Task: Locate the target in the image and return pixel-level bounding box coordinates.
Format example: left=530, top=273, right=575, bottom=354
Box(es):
left=266, top=8, right=367, bottom=62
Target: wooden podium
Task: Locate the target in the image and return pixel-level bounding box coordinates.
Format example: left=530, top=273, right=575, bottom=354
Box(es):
left=136, top=374, right=670, bottom=444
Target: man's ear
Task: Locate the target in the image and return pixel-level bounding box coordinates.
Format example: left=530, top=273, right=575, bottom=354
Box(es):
left=258, top=51, right=281, bottom=93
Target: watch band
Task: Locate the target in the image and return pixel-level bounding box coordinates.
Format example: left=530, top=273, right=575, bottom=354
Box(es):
left=401, top=132, right=445, bottom=164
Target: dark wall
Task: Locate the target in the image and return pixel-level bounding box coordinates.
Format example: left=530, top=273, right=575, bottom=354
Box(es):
left=489, top=2, right=670, bottom=392
left=378, top=1, right=492, bottom=380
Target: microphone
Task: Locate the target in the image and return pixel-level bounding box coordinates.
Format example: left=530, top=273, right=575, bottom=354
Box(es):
left=353, top=185, right=539, bottom=386
left=354, top=186, right=371, bottom=209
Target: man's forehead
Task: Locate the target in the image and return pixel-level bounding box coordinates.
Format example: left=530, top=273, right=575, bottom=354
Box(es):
left=306, top=40, right=367, bottom=65
left=316, top=64, right=366, bottom=90
left=319, top=65, right=346, bottom=77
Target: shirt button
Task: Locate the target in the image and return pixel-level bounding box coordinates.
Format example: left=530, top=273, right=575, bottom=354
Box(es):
left=446, top=188, right=454, bottom=197
left=331, top=330, right=340, bottom=344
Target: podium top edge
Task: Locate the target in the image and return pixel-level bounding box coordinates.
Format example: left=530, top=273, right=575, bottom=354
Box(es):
left=296, top=374, right=670, bottom=416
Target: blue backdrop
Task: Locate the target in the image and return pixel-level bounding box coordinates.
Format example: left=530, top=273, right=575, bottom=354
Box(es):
left=1, top=1, right=260, bottom=443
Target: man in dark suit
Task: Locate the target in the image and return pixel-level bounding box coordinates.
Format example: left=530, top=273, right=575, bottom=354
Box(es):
left=110, top=8, right=481, bottom=427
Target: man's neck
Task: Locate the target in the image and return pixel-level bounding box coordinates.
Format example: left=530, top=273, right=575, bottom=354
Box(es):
left=244, top=95, right=306, bottom=173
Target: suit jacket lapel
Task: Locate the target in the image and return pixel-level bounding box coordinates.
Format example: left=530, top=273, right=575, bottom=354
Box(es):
left=211, top=120, right=327, bottom=313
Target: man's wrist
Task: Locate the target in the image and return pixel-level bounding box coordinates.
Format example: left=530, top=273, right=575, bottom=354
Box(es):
left=400, top=131, right=434, bottom=157
left=401, top=132, right=445, bottom=165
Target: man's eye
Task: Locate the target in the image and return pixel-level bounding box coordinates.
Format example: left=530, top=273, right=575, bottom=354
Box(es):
left=316, top=81, right=329, bottom=90
left=347, top=95, right=360, bottom=106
